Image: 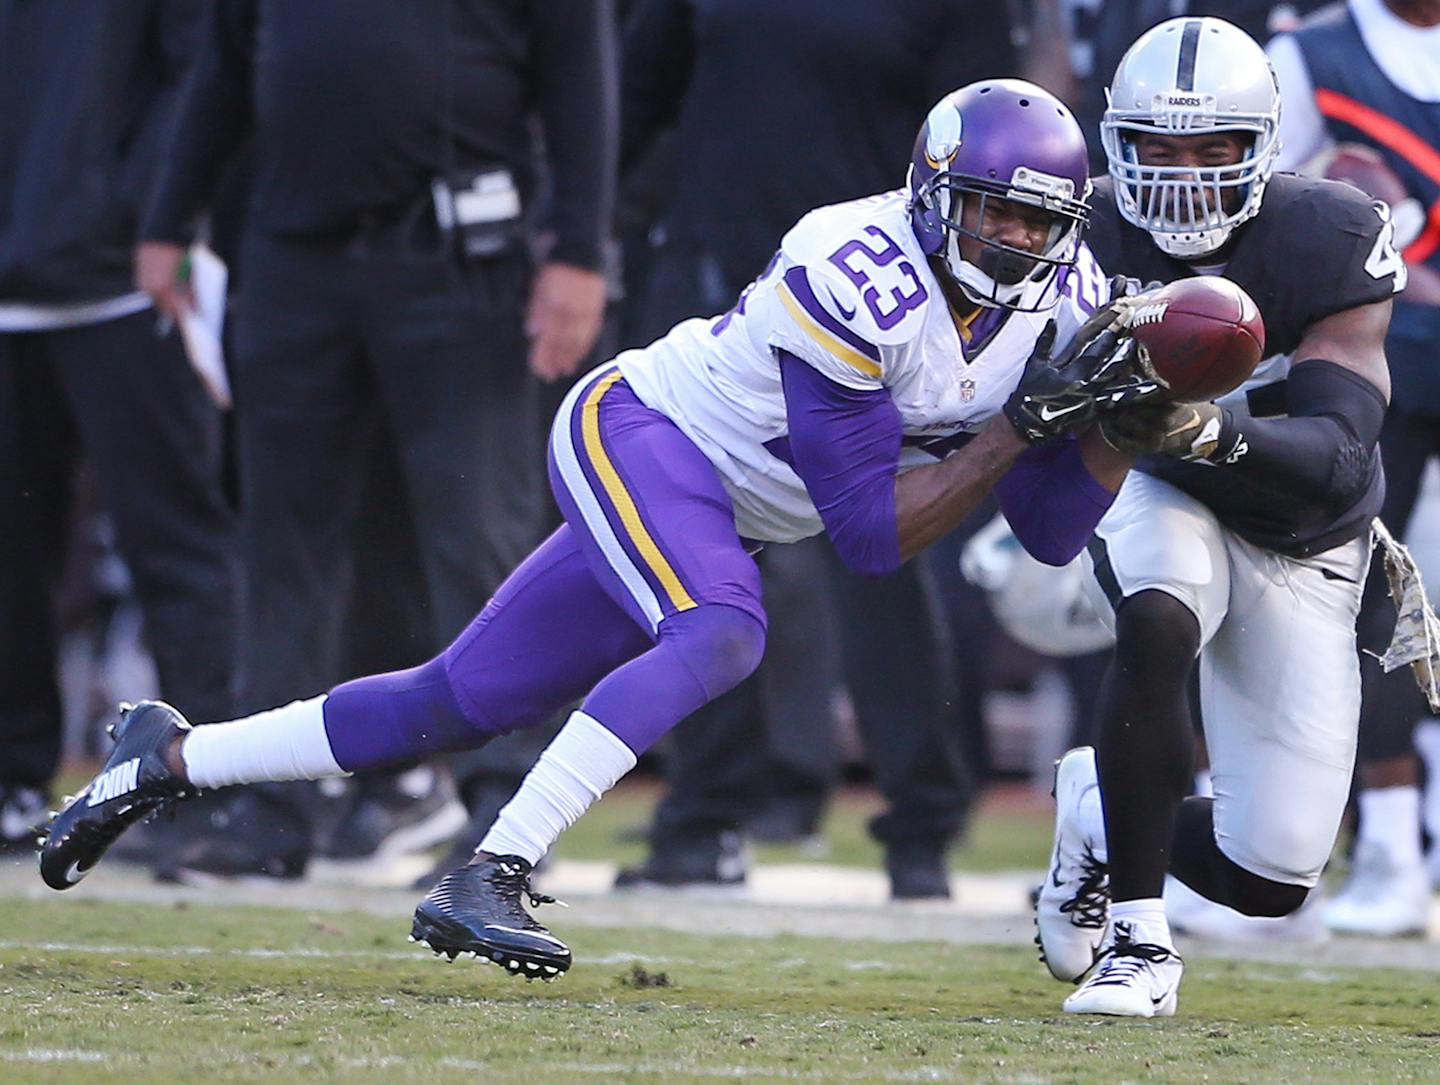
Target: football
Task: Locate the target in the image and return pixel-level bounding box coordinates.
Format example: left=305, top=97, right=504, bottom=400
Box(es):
left=1127, top=276, right=1265, bottom=403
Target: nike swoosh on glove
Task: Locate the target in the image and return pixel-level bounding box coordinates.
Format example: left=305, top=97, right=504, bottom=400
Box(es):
left=1003, top=302, right=1166, bottom=444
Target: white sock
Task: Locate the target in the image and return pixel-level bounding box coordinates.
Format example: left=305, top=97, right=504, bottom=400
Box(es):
left=1111, top=898, right=1172, bottom=947
left=1357, top=785, right=1424, bottom=868
left=181, top=696, right=348, bottom=789
left=479, top=711, right=637, bottom=866
left=1415, top=720, right=1440, bottom=842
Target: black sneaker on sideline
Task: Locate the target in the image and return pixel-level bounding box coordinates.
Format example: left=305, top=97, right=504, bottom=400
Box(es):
left=886, top=841, right=951, bottom=901
left=39, top=701, right=197, bottom=890
left=323, top=765, right=467, bottom=861
left=613, top=829, right=748, bottom=889
left=152, top=790, right=311, bottom=884
left=0, top=784, right=49, bottom=855
left=410, top=855, right=571, bottom=979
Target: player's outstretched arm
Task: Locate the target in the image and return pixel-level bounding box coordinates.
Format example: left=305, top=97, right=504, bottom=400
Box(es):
left=894, top=417, right=1030, bottom=562
left=893, top=309, right=1156, bottom=563
left=1104, top=300, right=1392, bottom=510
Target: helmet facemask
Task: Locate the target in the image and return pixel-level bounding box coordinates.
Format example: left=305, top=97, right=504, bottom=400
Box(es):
left=915, top=169, right=1088, bottom=311
left=1103, top=109, right=1279, bottom=259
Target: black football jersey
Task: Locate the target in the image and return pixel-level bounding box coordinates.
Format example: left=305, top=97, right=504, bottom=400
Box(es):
left=1085, top=174, right=1401, bottom=557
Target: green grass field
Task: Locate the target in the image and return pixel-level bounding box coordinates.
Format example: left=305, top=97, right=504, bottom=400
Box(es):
left=2, top=896, right=1439, bottom=1085
left=7, top=781, right=1438, bottom=1083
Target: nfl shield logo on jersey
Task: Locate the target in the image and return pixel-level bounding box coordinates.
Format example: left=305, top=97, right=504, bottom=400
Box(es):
left=959, top=378, right=976, bottom=402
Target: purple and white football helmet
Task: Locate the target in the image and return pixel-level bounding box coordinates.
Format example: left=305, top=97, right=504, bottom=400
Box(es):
left=908, top=79, right=1091, bottom=311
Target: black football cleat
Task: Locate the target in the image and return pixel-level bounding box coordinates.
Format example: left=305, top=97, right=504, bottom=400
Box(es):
left=39, top=701, right=197, bottom=890
left=410, top=855, right=571, bottom=980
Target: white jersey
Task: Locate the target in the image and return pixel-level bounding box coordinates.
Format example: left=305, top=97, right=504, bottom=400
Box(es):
left=619, top=190, right=1108, bottom=543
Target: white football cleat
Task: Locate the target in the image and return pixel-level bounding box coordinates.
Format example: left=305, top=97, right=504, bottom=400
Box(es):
left=1035, top=746, right=1110, bottom=981
left=1323, top=842, right=1431, bottom=938
left=1063, top=920, right=1183, bottom=1018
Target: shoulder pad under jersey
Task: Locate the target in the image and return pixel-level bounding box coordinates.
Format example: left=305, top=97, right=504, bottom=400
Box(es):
left=1258, top=175, right=1407, bottom=309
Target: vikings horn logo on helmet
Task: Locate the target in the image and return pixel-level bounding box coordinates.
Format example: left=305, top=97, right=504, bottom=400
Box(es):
left=923, top=101, right=963, bottom=169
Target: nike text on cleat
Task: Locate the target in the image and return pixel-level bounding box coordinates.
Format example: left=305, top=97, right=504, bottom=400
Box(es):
left=38, top=701, right=197, bottom=891
left=1063, top=921, right=1183, bottom=1017
left=1035, top=746, right=1110, bottom=982
left=410, top=856, right=571, bottom=979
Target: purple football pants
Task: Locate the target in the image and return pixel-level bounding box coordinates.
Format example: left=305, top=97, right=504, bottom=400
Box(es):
left=324, top=366, right=766, bottom=768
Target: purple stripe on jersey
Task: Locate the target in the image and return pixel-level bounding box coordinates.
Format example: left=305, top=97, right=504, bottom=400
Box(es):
left=778, top=351, right=901, bottom=576
left=782, top=265, right=881, bottom=362
left=1055, top=251, right=1105, bottom=315
left=994, top=435, right=1115, bottom=566
left=963, top=305, right=1006, bottom=347
left=1053, top=264, right=1076, bottom=309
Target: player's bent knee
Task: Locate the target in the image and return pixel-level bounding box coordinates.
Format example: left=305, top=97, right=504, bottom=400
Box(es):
left=662, top=604, right=766, bottom=700
left=1222, top=826, right=1319, bottom=917
left=1113, top=589, right=1201, bottom=668
left=1226, top=876, right=1310, bottom=918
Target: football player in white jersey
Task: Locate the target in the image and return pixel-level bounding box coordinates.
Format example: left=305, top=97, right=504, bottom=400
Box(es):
left=41, top=80, right=1160, bottom=978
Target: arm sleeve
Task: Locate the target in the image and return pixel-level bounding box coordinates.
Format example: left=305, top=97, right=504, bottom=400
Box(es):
left=532, top=0, right=618, bottom=271
left=1206, top=358, right=1387, bottom=513
left=115, top=0, right=207, bottom=220
left=778, top=350, right=903, bottom=577
left=994, top=437, right=1117, bottom=567
left=141, top=0, right=257, bottom=243
left=620, top=0, right=694, bottom=174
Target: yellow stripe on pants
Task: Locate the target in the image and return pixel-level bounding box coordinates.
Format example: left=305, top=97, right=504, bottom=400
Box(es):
left=581, top=371, right=698, bottom=613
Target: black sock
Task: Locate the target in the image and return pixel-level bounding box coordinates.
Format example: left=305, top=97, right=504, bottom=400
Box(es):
left=1096, top=590, right=1199, bottom=902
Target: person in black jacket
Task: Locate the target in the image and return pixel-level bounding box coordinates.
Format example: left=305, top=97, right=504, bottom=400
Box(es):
left=134, top=0, right=618, bottom=877
left=612, top=0, right=1018, bottom=899
left=0, top=0, right=239, bottom=849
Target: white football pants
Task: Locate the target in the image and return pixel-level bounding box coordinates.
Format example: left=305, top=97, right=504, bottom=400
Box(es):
left=1084, top=471, right=1370, bottom=887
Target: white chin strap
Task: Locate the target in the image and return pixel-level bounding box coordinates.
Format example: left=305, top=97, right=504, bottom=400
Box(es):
left=944, top=231, right=1053, bottom=310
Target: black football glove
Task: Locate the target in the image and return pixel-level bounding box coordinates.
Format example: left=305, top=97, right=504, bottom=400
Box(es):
left=1003, top=301, right=1165, bottom=444
left=1099, top=401, right=1225, bottom=459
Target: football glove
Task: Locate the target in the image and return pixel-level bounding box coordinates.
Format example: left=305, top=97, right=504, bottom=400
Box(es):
left=1003, top=302, right=1164, bottom=445
left=1099, top=401, right=1225, bottom=460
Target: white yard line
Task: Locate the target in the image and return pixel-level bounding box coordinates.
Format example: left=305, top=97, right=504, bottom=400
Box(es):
left=3, top=857, right=1439, bottom=972
left=0, top=1046, right=1012, bottom=1082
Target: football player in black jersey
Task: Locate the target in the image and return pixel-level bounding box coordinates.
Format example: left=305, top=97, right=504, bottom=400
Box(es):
left=1034, top=16, right=1406, bottom=1017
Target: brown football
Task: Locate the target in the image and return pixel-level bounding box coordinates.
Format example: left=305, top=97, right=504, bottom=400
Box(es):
left=1128, top=276, right=1266, bottom=403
